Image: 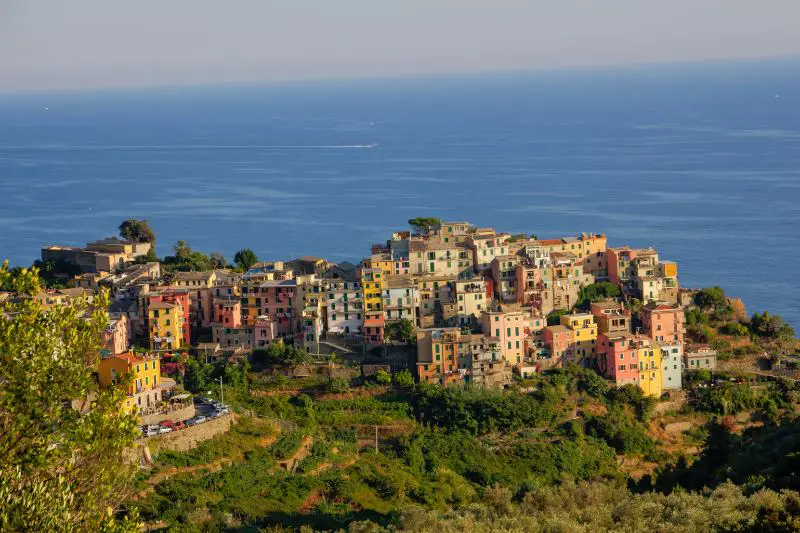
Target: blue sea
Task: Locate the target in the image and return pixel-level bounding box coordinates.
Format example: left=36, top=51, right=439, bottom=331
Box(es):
left=1, top=59, right=799, bottom=328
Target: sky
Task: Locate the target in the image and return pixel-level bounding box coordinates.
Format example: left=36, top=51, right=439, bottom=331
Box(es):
left=2, top=0, right=800, bottom=92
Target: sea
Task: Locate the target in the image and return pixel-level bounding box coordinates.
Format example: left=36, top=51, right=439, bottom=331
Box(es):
left=1, top=58, right=799, bottom=328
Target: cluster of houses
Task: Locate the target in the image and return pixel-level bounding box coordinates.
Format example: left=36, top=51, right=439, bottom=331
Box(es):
left=27, top=221, right=717, bottom=404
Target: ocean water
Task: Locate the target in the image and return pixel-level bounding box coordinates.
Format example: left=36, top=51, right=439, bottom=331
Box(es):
left=1, top=59, right=799, bottom=328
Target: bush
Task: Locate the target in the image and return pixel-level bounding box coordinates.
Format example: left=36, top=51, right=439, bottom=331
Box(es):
left=373, top=369, right=392, bottom=386
left=325, top=377, right=350, bottom=394
left=393, top=369, right=415, bottom=388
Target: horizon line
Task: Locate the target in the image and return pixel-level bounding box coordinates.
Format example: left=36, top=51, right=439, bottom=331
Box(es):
left=2, top=53, right=799, bottom=98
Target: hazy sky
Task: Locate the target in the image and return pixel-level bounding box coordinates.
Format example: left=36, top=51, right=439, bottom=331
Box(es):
left=2, top=0, right=800, bottom=92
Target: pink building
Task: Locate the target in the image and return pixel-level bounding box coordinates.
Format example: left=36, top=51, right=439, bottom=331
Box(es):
left=103, top=314, right=130, bottom=356
left=213, top=298, right=242, bottom=328
left=598, top=332, right=639, bottom=386
left=242, top=279, right=296, bottom=339
left=641, top=303, right=685, bottom=345
left=481, top=310, right=526, bottom=364
left=544, top=325, right=574, bottom=367
left=363, top=311, right=385, bottom=344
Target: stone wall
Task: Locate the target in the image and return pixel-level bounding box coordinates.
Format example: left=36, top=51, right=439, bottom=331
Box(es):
left=140, top=413, right=234, bottom=454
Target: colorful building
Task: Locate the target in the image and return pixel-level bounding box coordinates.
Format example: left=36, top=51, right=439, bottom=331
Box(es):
left=383, top=276, right=418, bottom=324
left=363, top=310, right=385, bottom=345
left=597, top=332, right=640, bottom=387
left=148, top=301, right=186, bottom=350
left=481, top=310, right=526, bottom=364
left=416, top=327, right=464, bottom=385
left=560, top=312, right=598, bottom=368
left=544, top=325, right=574, bottom=366
left=99, top=352, right=169, bottom=414
left=641, top=303, right=685, bottom=346
left=361, top=268, right=385, bottom=313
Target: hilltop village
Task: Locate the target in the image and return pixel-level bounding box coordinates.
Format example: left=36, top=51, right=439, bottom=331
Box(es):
left=28, top=218, right=714, bottom=411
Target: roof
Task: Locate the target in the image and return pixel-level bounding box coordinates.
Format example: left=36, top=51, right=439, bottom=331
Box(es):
left=149, top=301, right=178, bottom=310
left=546, top=325, right=571, bottom=333
left=173, top=271, right=214, bottom=281
left=258, top=279, right=297, bottom=288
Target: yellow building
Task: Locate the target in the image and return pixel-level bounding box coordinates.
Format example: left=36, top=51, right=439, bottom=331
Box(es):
left=560, top=312, right=598, bottom=367
left=363, top=254, right=394, bottom=277
left=98, top=352, right=164, bottom=413
left=637, top=340, right=663, bottom=397
left=148, top=301, right=185, bottom=350
left=361, top=268, right=385, bottom=313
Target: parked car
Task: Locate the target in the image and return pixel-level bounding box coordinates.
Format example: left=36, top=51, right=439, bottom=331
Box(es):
left=144, top=424, right=161, bottom=437
left=159, top=420, right=175, bottom=429
left=172, top=421, right=186, bottom=430
left=208, top=410, right=222, bottom=419
left=158, top=426, right=173, bottom=434
left=187, top=415, right=207, bottom=425
left=215, top=407, right=230, bottom=416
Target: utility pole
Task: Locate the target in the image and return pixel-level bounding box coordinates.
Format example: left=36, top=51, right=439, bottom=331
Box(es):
left=217, top=376, right=224, bottom=404
left=374, top=425, right=379, bottom=452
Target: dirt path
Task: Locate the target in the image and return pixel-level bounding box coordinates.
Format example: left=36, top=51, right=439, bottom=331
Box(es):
left=308, top=456, right=358, bottom=476
left=280, top=435, right=313, bottom=471
left=299, top=488, right=323, bottom=513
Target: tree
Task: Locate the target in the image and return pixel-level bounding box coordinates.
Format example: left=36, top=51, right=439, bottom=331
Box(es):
left=694, top=287, right=726, bottom=309
left=234, top=248, right=258, bottom=271
left=546, top=309, right=569, bottom=326
left=173, top=240, right=191, bottom=261
left=408, top=217, right=442, bottom=235
left=209, top=252, right=227, bottom=269
left=577, top=282, right=621, bottom=309
left=393, top=369, right=415, bottom=388
left=385, top=319, right=416, bottom=345
left=0, top=261, right=139, bottom=531
left=750, top=311, right=795, bottom=340
left=118, top=219, right=155, bottom=243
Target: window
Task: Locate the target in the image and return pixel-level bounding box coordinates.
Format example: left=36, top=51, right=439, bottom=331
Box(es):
left=515, top=327, right=519, bottom=336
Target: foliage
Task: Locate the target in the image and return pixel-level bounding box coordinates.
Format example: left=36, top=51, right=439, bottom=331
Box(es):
left=408, top=217, right=442, bottom=234
left=385, top=319, right=416, bottom=345
left=162, top=240, right=214, bottom=272
left=31, top=257, right=81, bottom=287
left=373, top=369, right=392, bottom=386
left=393, top=369, right=415, bottom=388
left=388, top=480, right=800, bottom=532
left=694, top=286, right=726, bottom=309
left=606, top=384, right=656, bottom=422
left=545, top=309, right=568, bottom=326
left=157, top=418, right=276, bottom=468
left=118, top=218, right=156, bottom=243
left=270, top=431, right=306, bottom=460
left=252, top=343, right=315, bottom=367
left=720, top=321, right=749, bottom=336
left=584, top=406, right=656, bottom=456
left=326, top=377, right=350, bottom=394
left=234, top=248, right=258, bottom=271
left=507, top=233, right=528, bottom=242
left=750, top=311, right=795, bottom=340
left=412, top=385, right=558, bottom=435
left=577, top=282, right=621, bottom=309
left=0, top=262, right=139, bottom=531
left=209, top=252, right=227, bottom=269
